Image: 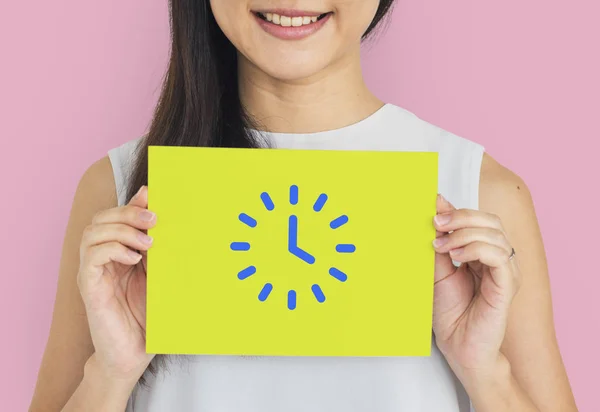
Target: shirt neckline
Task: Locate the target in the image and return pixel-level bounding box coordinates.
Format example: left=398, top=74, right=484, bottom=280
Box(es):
left=249, top=103, right=391, bottom=143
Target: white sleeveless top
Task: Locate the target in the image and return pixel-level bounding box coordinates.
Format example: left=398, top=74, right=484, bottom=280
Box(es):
left=109, top=103, right=484, bottom=412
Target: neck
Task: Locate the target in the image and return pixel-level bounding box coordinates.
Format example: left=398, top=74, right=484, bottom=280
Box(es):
left=237, top=46, right=384, bottom=133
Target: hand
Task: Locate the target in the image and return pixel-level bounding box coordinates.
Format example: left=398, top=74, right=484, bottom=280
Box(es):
left=431, top=194, right=522, bottom=378
left=77, top=186, right=156, bottom=381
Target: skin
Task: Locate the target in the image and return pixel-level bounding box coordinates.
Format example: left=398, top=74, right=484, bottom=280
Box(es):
left=30, top=1, right=577, bottom=411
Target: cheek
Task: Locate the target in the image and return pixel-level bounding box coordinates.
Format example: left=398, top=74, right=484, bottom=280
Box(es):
left=209, top=0, right=252, bottom=50
left=334, top=0, right=382, bottom=41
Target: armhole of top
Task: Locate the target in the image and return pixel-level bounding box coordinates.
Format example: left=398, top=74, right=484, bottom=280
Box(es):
left=108, top=148, right=123, bottom=206
left=468, top=143, right=485, bottom=211
left=107, top=137, right=145, bottom=207
left=108, top=146, right=127, bottom=207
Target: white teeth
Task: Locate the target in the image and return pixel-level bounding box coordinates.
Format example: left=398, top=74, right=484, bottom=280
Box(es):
left=280, top=16, right=291, bottom=26
left=261, top=12, right=324, bottom=27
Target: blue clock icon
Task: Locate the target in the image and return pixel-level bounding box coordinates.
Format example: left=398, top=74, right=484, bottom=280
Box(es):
left=230, top=184, right=355, bottom=310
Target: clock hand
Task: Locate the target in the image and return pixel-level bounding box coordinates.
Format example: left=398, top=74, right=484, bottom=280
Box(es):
left=288, top=215, right=298, bottom=251
left=288, top=215, right=316, bottom=264
left=295, top=247, right=316, bottom=264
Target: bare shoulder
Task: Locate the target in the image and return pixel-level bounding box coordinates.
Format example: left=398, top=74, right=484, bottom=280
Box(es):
left=74, top=156, right=118, bottom=213
left=478, top=153, right=537, bottom=226
left=62, top=155, right=120, bottom=241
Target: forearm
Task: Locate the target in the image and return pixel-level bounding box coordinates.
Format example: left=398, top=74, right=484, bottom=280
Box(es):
left=61, top=354, right=139, bottom=412
left=458, top=354, right=539, bottom=412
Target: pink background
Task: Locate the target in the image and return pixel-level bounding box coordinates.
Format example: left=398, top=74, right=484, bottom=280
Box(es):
left=1, top=1, right=598, bottom=410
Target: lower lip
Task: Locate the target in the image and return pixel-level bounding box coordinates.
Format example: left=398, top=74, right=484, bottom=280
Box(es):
left=252, top=13, right=331, bottom=40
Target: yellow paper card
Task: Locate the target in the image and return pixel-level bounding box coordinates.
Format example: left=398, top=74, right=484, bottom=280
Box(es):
left=147, top=146, right=437, bottom=357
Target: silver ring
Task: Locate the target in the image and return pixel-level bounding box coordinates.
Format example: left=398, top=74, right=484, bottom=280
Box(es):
left=508, top=247, right=516, bottom=261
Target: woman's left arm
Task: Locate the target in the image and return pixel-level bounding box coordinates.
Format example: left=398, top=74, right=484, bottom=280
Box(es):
left=432, top=153, right=577, bottom=412
left=478, top=154, right=576, bottom=410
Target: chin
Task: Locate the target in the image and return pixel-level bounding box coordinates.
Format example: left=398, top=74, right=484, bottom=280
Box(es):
left=265, top=64, right=327, bottom=81
left=249, top=51, right=334, bottom=82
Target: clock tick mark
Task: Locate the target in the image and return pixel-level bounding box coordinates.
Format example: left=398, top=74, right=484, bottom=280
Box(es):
left=237, top=266, right=256, bottom=280
left=230, top=242, right=251, bottom=251
left=260, top=192, right=275, bottom=211
left=311, top=284, right=326, bottom=303
left=258, top=283, right=273, bottom=301
left=239, top=213, right=257, bottom=228
left=288, top=290, right=297, bottom=310
left=330, top=215, right=349, bottom=229
left=336, top=244, right=356, bottom=253
left=313, top=193, right=328, bottom=212
left=329, top=267, right=348, bottom=282
left=290, top=185, right=298, bottom=205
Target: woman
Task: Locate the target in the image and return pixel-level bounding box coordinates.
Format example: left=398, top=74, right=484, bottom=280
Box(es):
left=30, top=1, right=577, bottom=411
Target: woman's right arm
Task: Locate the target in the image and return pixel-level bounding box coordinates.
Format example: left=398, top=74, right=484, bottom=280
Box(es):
left=59, top=353, right=139, bottom=411
left=29, top=157, right=154, bottom=411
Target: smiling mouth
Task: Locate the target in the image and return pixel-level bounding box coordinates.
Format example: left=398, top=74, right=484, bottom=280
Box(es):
left=253, top=11, right=332, bottom=27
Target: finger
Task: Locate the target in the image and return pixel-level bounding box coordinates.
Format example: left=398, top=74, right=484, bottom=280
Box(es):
left=449, top=241, right=519, bottom=295
left=449, top=241, right=514, bottom=269
left=129, top=185, right=149, bottom=208
left=434, top=194, right=458, bottom=280
left=436, top=193, right=456, bottom=217
left=434, top=209, right=504, bottom=233
left=81, top=223, right=153, bottom=252
left=141, top=249, right=147, bottom=274
left=433, top=227, right=512, bottom=255
left=91, top=205, right=156, bottom=229
left=79, top=242, right=142, bottom=288
left=91, top=186, right=153, bottom=227
left=83, top=241, right=142, bottom=268
left=129, top=186, right=151, bottom=272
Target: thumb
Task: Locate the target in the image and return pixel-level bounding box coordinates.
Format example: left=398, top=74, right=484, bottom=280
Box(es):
left=129, top=186, right=149, bottom=272
left=434, top=194, right=457, bottom=281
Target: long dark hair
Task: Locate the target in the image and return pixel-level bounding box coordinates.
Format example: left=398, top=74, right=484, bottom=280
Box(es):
left=130, top=0, right=396, bottom=381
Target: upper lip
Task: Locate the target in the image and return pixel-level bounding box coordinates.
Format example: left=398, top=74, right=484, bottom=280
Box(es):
left=252, top=9, right=329, bottom=17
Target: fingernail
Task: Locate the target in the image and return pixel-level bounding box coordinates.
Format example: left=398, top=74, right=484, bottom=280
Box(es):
left=433, top=237, right=448, bottom=248
left=434, top=214, right=452, bottom=225
left=139, top=211, right=155, bottom=222
left=138, top=233, right=153, bottom=245
left=449, top=247, right=463, bottom=256
left=439, top=194, right=449, bottom=203
left=128, top=249, right=142, bottom=260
